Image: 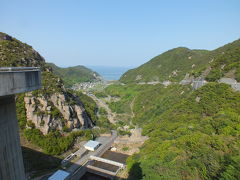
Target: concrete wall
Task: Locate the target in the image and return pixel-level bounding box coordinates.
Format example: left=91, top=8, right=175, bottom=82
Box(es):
left=0, top=95, right=26, bottom=180
left=219, top=78, right=240, bottom=91
left=0, top=70, right=41, bottom=96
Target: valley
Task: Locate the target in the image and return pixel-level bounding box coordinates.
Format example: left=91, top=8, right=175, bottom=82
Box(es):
left=0, top=32, right=240, bottom=180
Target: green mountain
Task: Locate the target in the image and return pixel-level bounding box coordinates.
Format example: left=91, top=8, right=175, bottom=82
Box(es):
left=47, top=62, right=102, bottom=87
left=102, top=39, right=240, bottom=179
left=120, top=39, right=240, bottom=84
left=120, top=47, right=211, bottom=83
left=128, top=83, right=240, bottom=180
left=204, top=39, right=240, bottom=82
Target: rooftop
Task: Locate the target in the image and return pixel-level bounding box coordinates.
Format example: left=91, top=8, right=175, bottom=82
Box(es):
left=84, top=140, right=100, bottom=149
left=48, top=170, right=70, bottom=180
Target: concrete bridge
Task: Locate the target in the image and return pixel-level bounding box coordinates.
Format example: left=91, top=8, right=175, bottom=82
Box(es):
left=90, top=155, right=125, bottom=168
left=0, top=67, right=41, bottom=180
left=192, top=78, right=240, bottom=91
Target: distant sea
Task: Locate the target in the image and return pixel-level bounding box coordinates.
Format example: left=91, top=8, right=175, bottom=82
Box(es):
left=87, top=66, right=134, bottom=81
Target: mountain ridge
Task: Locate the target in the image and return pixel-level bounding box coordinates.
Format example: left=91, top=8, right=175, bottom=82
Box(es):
left=47, top=62, right=102, bottom=87
left=120, top=39, right=240, bottom=84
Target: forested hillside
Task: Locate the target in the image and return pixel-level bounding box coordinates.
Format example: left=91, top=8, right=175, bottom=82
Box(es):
left=121, top=39, right=240, bottom=84
left=102, top=39, right=240, bottom=179
left=48, top=63, right=102, bottom=87
left=128, top=83, right=240, bottom=180
left=120, top=48, right=211, bottom=83
left=205, top=39, right=240, bottom=82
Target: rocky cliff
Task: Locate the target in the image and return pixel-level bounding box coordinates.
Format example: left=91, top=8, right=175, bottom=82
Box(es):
left=0, top=32, right=93, bottom=134
left=24, top=92, right=92, bottom=134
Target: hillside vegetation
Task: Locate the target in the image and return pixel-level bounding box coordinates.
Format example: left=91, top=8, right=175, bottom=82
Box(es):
left=101, top=39, right=240, bottom=179
left=121, top=39, right=240, bottom=84
left=128, top=83, right=240, bottom=180
left=120, top=48, right=210, bottom=83
left=1, top=31, right=240, bottom=179
left=48, top=63, right=101, bottom=87
left=205, top=39, right=240, bottom=82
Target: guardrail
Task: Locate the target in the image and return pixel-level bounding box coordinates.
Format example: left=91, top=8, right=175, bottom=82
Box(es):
left=0, top=67, right=40, bottom=72
left=0, top=67, right=41, bottom=96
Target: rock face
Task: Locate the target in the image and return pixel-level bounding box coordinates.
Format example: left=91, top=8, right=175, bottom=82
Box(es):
left=24, top=92, right=92, bottom=135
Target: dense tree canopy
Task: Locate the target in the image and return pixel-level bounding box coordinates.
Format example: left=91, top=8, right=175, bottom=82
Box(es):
left=126, top=83, right=240, bottom=180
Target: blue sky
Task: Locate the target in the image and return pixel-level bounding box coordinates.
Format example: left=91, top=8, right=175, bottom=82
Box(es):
left=1, top=0, right=240, bottom=67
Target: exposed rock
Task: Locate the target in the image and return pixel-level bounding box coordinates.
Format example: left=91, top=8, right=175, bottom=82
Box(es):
left=50, top=93, right=71, bottom=120
left=0, top=33, right=12, bottom=41
left=24, top=95, right=54, bottom=134
left=136, top=75, right=142, bottom=81
left=24, top=92, right=93, bottom=135
left=172, top=70, right=178, bottom=76
left=209, top=58, right=214, bottom=63
left=195, top=96, right=201, bottom=102
left=74, top=105, right=86, bottom=126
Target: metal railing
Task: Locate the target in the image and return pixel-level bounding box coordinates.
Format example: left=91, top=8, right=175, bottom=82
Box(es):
left=0, top=67, right=40, bottom=72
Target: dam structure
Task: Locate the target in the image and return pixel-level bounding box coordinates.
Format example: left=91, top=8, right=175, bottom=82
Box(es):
left=0, top=67, right=41, bottom=180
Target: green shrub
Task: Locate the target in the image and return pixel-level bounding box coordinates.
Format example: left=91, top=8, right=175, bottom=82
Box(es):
left=206, top=68, right=223, bottom=82
left=24, top=128, right=94, bottom=155
left=99, top=107, right=107, bottom=115
left=16, top=94, right=27, bottom=129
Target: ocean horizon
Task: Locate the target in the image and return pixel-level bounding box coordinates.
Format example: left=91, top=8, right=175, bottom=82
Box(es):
left=87, top=65, right=134, bottom=81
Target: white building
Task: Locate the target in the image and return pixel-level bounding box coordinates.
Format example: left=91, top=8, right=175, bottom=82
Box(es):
left=48, top=170, right=70, bottom=180
left=84, top=140, right=101, bottom=151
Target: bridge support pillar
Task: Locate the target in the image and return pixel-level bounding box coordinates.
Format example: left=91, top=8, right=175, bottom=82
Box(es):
left=0, top=67, right=41, bottom=180
left=0, top=95, right=26, bottom=180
